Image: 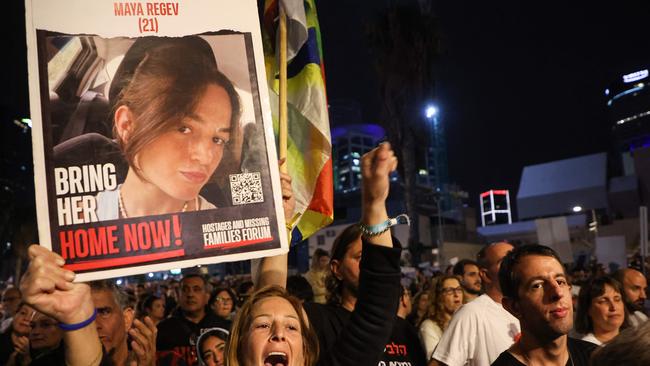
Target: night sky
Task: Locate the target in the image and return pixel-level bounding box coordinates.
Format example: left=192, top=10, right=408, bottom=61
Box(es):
left=3, top=1, right=650, bottom=215
left=317, top=1, right=650, bottom=211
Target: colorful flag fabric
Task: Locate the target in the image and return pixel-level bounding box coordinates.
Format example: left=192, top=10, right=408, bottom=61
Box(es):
left=262, top=0, right=333, bottom=244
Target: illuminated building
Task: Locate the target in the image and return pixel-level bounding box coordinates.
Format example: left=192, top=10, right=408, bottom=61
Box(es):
left=608, top=68, right=650, bottom=150
left=331, top=123, right=385, bottom=192
left=480, top=189, right=512, bottom=226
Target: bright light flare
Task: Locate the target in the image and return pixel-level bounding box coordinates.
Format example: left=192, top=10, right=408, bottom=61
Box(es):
left=425, top=105, right=438, bottom=119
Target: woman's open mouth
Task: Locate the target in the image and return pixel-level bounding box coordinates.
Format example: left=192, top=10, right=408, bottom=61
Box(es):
left=264, top=352, right=288, bottom=366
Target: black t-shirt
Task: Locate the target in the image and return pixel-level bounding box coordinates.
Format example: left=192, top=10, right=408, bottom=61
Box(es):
left=491, top=338, right=597, bottom=366
left=304, top=305, right=426, bottom=366
left=0, top=329, right=14, bottom=365
left=157, top=309, right=230, bottom=366
left=303, top=240, right=405, bottom=366
left=387, top=317, right=427, bottom=366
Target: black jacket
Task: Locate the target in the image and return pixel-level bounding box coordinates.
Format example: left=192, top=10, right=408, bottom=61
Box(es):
left=303, top=240, right=424, bottom=366
left=156, top=307, right=230, bottom=366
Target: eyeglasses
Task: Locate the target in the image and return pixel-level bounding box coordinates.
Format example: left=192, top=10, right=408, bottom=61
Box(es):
left=442, top=287, right=463, bottom=295
left=216, top=297, right=233, bottom=304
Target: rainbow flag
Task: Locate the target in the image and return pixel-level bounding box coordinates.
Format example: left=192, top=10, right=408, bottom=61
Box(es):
left=262, top=0, right=333, bottom=244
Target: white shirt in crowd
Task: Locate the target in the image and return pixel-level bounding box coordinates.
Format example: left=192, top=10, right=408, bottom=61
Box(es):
left=419, top=318, right=443, bottom=360
left=580, top=332, right=603, bottom=346
left=431, top=294, right=521, bottom=366
left=628, top=310, right=649, bottom=328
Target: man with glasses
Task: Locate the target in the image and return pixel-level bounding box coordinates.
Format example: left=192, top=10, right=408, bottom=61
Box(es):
left=430, top=242, right=520, bottom=366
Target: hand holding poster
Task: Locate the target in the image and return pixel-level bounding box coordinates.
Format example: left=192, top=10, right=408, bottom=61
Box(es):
left=25, top=0, right=289, bottom=281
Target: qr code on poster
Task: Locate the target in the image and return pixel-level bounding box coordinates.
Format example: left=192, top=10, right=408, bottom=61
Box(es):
left=229, top=172, right=264, bottom=205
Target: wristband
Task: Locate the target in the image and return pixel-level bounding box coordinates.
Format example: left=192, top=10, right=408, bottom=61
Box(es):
left=358, top=214, right=410, bottom=237
left=58, top=309, right=97, bottom=331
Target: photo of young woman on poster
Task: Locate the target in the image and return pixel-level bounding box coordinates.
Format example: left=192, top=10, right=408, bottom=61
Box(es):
left=28, top=0, right=287, bottom=281
left=95, top=37, right=242, bottom=219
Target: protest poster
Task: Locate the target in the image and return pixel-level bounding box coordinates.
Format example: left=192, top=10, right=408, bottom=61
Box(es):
left=25, top=0, right=289, bottom=281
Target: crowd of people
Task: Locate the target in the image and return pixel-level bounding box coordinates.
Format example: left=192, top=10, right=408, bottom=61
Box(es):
left=0, top=144, right=649, bottom=366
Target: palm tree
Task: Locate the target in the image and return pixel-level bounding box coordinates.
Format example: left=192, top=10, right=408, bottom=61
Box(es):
left=367, top=0, right=441, bottom=264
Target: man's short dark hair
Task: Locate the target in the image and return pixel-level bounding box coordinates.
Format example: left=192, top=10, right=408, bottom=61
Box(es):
left=498, top=244, right=563, bottom=299
left=181, top=273, right=208, bottom=291
left=453, top=259, right=479, bottom=276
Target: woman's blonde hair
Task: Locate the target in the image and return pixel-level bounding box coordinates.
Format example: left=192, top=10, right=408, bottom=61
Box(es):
left=225, top=285, right=319, bottom=366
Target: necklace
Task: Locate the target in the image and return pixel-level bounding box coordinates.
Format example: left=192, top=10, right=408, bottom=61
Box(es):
left=118, top=189, right=197, bottom=218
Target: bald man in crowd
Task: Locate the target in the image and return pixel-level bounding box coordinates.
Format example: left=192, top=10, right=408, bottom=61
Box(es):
left=614, top=268, right=648, bottom=326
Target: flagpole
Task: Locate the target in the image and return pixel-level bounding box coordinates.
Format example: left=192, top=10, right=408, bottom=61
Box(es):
left=278, top=3, right=288, bottom=174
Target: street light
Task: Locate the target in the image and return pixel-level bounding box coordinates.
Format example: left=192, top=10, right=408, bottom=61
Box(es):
left=425, top=105, right=438, bottom=119
left=572, top=205, right=583, bottom=213
left=424, top=104, right=444, bottom=262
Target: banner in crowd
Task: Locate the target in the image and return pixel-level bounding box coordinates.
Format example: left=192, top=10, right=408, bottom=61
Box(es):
left=25, top=0, right=288, bottom=281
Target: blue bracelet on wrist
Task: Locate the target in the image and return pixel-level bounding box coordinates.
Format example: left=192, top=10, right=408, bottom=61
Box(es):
left=358, top=214, right=410, bottom=237
left=58, top=309, right=97, bottom=331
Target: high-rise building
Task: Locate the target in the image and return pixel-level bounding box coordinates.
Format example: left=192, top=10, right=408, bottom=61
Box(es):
left=608, top=68, right=650, bottom=150
left=331, top=124, right=386, bottom=193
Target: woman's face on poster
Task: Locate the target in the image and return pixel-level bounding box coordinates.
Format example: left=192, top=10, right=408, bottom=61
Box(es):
left=132, top=84, right=232, bottom=201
